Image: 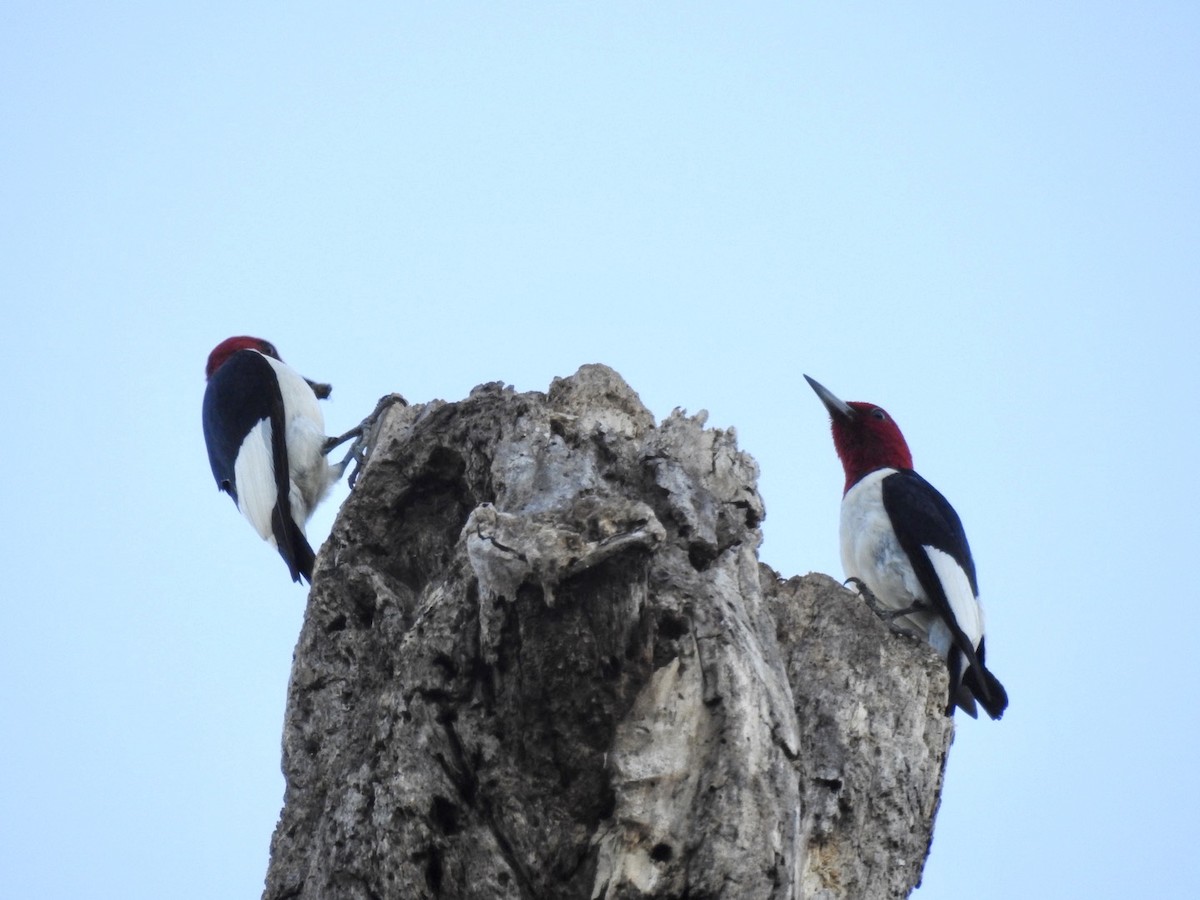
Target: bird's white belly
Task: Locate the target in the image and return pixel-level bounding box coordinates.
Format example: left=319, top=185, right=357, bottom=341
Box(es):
left=839, top=469, right=939, bottom=641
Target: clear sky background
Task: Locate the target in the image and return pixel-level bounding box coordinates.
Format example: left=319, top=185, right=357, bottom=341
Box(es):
left=3, top=4, right=1198, bottom=898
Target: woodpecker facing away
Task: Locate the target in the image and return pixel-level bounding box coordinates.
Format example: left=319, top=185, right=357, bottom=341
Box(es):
left=203, top=336, right=365, bottom=584
left=805, top=375, right=1008, bottom=719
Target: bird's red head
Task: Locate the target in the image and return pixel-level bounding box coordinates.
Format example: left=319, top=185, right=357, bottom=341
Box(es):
left=805, top=376, right=914, bottom=493
left=205, top=336, right=282, bottom=379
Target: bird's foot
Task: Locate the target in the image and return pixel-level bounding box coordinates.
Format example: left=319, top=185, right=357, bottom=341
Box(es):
left=324, top=394, right=408, bottom=488
left=306, top=379, right=333, bottom=400
left=843, top=577, right=928, bottom=640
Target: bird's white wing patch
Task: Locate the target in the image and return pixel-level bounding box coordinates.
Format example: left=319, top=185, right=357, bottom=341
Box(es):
left=924, top=546, right=984, bottom=649
left=234, top=419, right=279, bottom=544
left=262, top=354, right=335, bottom=522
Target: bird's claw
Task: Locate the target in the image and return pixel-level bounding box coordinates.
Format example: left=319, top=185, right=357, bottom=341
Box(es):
left=306, top=379, right=333, bottom=400
left=842, top=577, right=928, bottom=640
left=324, top=394, right=408, bottom=489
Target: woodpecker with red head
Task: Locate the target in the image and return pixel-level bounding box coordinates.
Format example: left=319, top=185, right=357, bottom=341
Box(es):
left=203, top=336, right=356, bottom=584
left=805, top=375, right=1008, bottom=719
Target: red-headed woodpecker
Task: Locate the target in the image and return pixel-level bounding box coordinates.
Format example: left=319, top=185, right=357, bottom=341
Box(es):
left=203, top=336, right=347, bottom=584
left=805, top=375, right=1008, bottom=719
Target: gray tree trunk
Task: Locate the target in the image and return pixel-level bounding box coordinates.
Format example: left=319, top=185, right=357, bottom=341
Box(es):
left=263, top=365, right=954, bottom=900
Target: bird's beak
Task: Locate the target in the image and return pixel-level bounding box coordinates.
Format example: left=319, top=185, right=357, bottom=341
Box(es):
left=804, top=375, right=855, bottom=421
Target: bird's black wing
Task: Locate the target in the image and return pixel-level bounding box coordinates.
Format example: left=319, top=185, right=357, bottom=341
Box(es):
left=202, top=350, right=278, bottom=503
left=882, top=470, right=1007, bottom=718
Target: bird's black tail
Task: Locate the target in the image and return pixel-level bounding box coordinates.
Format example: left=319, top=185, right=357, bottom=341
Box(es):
left=272, top=504, right=316, bottom=584
left=948, top=636, right=1007, bottom=720
left=963, top=662, right=1008, bottom=720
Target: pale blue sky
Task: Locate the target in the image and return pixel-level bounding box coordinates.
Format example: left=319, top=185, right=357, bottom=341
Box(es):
left=3, top=4, right=1198, bottom=898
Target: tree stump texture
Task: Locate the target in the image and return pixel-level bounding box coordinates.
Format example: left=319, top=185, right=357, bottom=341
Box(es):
left=263, top=364, right=954, bottom=900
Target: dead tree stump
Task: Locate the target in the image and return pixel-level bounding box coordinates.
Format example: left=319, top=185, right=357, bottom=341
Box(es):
left=263, top=364, right=953, bottom=900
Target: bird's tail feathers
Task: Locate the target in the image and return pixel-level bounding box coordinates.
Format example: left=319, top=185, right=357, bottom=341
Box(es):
left=964, top=663, right=1008, bottom=720
left=946, top=645, right=1007, bottom=720
left=946, top=650, right=978, bottom=718
left=272, top=504, right=316, bottom=584
left=953, top=683, right=979, bottom=718
left=964, top=637, right=1008, bottom=719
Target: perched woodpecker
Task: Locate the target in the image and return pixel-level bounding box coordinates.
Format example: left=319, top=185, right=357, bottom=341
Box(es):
left=203, top=336, right=348, bottom=584
left=805, top=375, right=1008, bottom=719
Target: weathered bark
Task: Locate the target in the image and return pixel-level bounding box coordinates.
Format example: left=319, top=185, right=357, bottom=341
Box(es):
left=263, top=364, right=954, bottom=900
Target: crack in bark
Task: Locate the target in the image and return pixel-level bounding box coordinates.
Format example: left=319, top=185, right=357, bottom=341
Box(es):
left=438, top=714, right=537, bottom=900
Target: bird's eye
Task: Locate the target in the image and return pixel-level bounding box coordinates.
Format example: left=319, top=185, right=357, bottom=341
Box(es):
left=871, top=408, right=887, bottom=421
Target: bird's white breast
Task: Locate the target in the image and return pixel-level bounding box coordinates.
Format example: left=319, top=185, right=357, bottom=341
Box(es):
left=840, top=468, right=924, bottom=611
